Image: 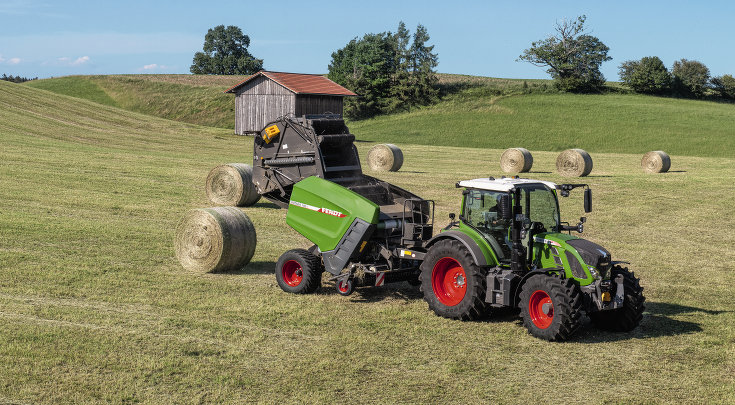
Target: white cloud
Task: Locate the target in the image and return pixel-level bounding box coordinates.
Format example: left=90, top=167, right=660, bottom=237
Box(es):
left=71, top=56, right=89, bottom=65
left=0, top=54, right=4, bottom=62
left=137, top=63, right=176, bottom=72
left=9, top=57, right=20, bottom=64
left=57, top=56, right=89, bottom=66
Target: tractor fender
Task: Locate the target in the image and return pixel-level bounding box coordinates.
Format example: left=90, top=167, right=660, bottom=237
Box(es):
left=424, top=230, right=489, bottom=267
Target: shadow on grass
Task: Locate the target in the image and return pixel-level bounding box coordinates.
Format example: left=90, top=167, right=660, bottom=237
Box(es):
left=228, top=261, right=275, bottom=276
left=321, top=281, right=424, bottom=302
left=252, top=201, right=282, bottom=210
left=571, top=301, right=730, bottom=343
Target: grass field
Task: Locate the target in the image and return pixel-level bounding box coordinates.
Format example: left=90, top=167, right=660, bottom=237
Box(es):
left=2, top=79, right=734, bottom=404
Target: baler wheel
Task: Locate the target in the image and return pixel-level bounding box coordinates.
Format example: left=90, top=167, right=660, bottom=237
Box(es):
left=275, top=249, right=323, bottom=294
left=519, top=274, right=582, bottom=341
left=336, top=278, right=355, bottom=296
left=588, top=266, right=646, bottom=332
left=420, top=240, right=489, bottom=321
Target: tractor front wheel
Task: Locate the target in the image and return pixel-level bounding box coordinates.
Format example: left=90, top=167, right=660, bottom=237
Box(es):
left=420, top=240, right=489, bottom=321
left=275, top=249, right=323, bottom=294
left=519, top=274, right=582, bottom=341
left=588, top=266, right=646, bottom=332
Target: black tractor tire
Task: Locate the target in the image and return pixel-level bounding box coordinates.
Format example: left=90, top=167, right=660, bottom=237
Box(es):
left=519, top=273, right=583, bottom=341
left=419, top=240, right=489, bottom=321
left=275, top=249, right=323, bottom=294
left=588, top=265, right=646, bottom=332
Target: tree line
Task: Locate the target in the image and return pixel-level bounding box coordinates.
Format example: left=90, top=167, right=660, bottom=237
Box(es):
left=190, top=22, right=439, bottom=120
left=518, top=15, right=735, bottom=99
left=191, top=18, right=733, bottom=121
left=619, top=57, right=735, bottom=99
left=1, top=74, right=38, bottom=83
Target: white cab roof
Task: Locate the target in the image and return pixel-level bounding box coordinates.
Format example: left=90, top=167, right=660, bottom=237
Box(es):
left=458, top=177, right=558, bottom=192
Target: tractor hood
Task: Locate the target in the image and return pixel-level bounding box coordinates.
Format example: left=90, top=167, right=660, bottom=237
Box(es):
left=534, top=233, right=613, bottom=284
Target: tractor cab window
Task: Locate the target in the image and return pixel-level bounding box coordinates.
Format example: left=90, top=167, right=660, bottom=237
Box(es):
left=462, top=189, right=512, bottom=259
left=516, top=184, right=560, bottom=233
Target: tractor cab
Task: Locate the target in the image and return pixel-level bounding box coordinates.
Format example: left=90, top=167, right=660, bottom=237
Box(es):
left=457, top=177, right=562, bottom=263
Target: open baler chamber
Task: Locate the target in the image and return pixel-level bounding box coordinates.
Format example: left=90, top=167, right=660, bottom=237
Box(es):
left=251, top=115, right=433, bottom=281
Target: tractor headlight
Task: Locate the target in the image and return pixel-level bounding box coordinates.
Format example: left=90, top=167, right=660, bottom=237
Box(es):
left=589, top=267, right=600, bottom=280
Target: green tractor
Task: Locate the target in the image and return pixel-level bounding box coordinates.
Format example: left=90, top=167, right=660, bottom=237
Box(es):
left=421, top=177, right=645, bottom=340
left=251, top=115, right=645, bottom=341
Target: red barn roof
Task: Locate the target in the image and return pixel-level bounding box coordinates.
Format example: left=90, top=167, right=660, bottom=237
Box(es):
left=224, top=71, right=357, bottom=96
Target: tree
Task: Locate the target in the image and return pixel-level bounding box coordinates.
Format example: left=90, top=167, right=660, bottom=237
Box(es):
left=671, top=59, right=710, bottom=98
left=328, top=32, right=395, bottom=119
left=618, top=56, right=671, bottom=95
left=710, top=74, right=735, bottom=99
left=328, top=22, right=439, bottom=119
left=518, top=16, right=611, bottom=92
left=408, top=24, right=439, bottom=107
left=190, top=25, right=263, bottom=75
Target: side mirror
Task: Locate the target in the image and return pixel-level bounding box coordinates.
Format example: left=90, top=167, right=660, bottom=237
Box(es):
left=449, top=213, right=456, bottom=221
left=499, top=195, right=512, bottom=219
left=584, top=188, right=592, bottom=213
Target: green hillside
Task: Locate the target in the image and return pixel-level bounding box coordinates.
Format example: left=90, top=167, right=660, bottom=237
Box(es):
left=26, top=74, right=242, bottom=130
left=355, top=92, right=735, bottom=157
left=26, top=74, right=735, bottom=158
left=2, top=80, right=734, bottom=403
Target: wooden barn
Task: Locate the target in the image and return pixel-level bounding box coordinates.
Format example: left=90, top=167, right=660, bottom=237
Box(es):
left=224, top=71, right=357, bottom=135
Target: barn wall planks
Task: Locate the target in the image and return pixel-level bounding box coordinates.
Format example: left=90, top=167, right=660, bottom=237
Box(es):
left=234, top=76, right=346, bottom=134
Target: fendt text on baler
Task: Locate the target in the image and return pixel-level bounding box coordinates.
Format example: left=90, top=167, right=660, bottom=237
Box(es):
left=250, top=115, right=645, bottom=341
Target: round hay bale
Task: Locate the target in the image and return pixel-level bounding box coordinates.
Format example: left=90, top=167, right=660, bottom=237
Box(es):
left=206, top=163, right=260, bottom=207
left=500, top=148, right=533, bottom=173
left=556, top=149, right=593, bottom=177
left=174, top=207, right=257, bottom=273
left=641, top=151, right=671, bottom=173
left=367, top=144, right=404, bottom=172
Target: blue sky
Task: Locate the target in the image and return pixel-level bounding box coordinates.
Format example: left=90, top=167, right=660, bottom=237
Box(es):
left=1, top=0, right=733, bottom=81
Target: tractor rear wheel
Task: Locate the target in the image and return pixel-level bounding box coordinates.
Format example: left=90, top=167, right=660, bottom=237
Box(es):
left=275, top=249, right=323, bottom=294
left=588, top=266, right=646, bottom=332
left=420, top=240, right=489, bottom=321
left=519, top=274, right=583, bottom=341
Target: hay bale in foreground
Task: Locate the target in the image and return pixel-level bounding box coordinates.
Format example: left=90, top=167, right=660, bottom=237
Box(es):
left=556, top=149, right=593, bottom=177
left=174, top=207, right=257, bottom=273
left=206, top=163, right=260, bottom=207
left=641, top=151, right=671, bottom=173
left=367, top=144, right=404, bottom=172
left=500, top=148, right=533, bottom=173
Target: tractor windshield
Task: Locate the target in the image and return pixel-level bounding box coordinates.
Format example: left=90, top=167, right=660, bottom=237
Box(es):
left=517, top=183, right=560, bottom=232
left=462, top=188, right=512, bottom=259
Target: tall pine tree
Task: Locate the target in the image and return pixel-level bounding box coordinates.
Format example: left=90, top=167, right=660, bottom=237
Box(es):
left=328, top=22, right=439, bottom=119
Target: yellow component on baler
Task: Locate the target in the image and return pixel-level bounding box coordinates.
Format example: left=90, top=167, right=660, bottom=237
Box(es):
left=264, top=125, right=280, bottom=143
left=601, top=292, right=611, bottom=302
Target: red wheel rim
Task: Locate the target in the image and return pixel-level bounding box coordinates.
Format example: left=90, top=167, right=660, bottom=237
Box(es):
left=282, top=260, right=303, bottom=287
left=338, top=280, right=349, bottom=293
left=432, top=257, right=467, bottom=306
left=528, top=290, right=554, bottom=329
